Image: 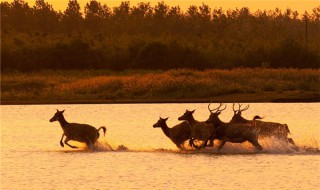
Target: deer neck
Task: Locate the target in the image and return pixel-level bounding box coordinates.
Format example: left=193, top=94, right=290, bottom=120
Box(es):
left=241, top=117, right=250, bottom=123
left=58, top=115, right=69, bottom=129
left=160, top=124, right=171, bottom=138
left=215, top=117, right=226, bottom=126
left=186, top=116, right=197, bottom=126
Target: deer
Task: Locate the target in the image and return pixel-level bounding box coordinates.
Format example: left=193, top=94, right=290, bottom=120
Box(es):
left=49, top=110, right=107, bottom=149
left=178, top=109, right=216, bottom=149
left=205, top=103, right=263, bottom=151
left=229, top=103, right=295, bottom=146
left=153, top=117, right=193, bottom=150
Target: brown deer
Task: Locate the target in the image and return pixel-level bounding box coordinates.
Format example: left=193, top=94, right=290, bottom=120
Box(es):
left=49, top=110, right=106, bottom=149
left=206, top=103, right=263, bottom=151
left=153, top=117, right=193, bottom=150
left=178, top=109, right=216, bottom=149
left=230, top=103, right=295, bottom=145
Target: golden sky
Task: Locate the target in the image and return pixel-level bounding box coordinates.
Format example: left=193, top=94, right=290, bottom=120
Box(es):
left=2, top=0, right=319, bottom=14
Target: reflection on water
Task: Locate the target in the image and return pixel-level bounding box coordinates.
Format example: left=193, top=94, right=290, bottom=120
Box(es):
left=1, top=103, right=320, bottom=190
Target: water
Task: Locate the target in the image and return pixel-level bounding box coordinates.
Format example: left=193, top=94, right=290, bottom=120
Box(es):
left=1, top=103, right=319, bottom=190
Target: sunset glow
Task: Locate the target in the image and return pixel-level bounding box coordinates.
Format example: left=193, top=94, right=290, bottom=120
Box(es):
left=2, top=0, right=318, bottom=13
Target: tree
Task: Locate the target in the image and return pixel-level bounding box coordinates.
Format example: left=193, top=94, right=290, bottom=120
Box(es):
left=1, top=2, right=11, bottom=30
left=113, top=1, right=130, bottom=19
left=199, top=3, right=211, bottom=21
left=167, top=6, right=184, bottom=33
left=151, top=1, right=169, bottom=34
left=154, top=1, right=169, bottom=19
left=84, top=0, right=111, bottom=32
left=130, top=2, right=153, bottom=33
left=112, top=1, right=130, bottom=33
left=32, top=0, right=59, bottom=33
left=7, top=0, right=32, bottom=31
left=62, top=0, right=83, bottom=32
left=311, top=6, right=320, bottom=21
left=131, top=2, right=152, bottom=19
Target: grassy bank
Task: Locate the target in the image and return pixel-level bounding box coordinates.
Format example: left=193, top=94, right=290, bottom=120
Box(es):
left=1, top=69, right=320, bottom=104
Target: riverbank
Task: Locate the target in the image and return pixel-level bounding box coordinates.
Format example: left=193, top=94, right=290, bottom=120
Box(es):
left=1, top=91, right=319, bottom=105
left=1, top=69, right=319, bottom=105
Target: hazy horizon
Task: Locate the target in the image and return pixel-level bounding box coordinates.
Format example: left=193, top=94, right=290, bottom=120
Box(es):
left=1, top=0, right=318, bottom=14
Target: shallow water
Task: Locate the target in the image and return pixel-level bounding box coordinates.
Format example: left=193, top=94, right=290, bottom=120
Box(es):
left=1, top=103, right=320, bottom=190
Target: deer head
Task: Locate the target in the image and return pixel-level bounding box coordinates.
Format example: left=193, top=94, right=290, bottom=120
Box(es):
left=205, top=103, right=226, bottom=125
left=153, top=117, right=169, bottom=128
left=178, top=109, right=195, bottom=121
left=230, top=103, right=250, bottom=123
left=50, top=109, right=65, bottom=122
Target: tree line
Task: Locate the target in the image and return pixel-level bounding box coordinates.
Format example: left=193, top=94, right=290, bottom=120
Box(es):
left=1, top=0, right=319, bottom=71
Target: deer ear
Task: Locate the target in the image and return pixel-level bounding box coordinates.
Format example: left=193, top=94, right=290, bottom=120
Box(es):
left=164, top=117, right=169, bottom=121
left=61, top=110, right=65, bottom=113
left=191, top=110, right=195, bottom=113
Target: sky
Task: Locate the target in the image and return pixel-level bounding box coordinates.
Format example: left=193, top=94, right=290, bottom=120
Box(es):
left=2, top=0, right=319, bottom=14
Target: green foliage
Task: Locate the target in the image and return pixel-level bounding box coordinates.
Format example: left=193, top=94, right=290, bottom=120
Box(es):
left=1, top=1, right=319, bottom=71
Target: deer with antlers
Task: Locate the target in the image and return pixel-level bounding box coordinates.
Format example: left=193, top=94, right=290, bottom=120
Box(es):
left=205, top=103, right=263, bottom=150
left=230, top=103, right=295, bottom=146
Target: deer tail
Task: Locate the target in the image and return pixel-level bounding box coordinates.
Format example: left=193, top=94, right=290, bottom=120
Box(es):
left=252, top=115, right=263, bottom=128
left=253, top=115, right=264, bottom=120
left=98, top=126, right=107, bottom=136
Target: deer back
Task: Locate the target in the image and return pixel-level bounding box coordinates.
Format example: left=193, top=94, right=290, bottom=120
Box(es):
left=64, top=123, right=99, bottom=142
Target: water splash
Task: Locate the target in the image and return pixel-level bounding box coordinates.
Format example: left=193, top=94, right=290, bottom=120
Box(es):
left=60, top=136, right=319, bottom=154
left=93, top=140, right=130, bottom=152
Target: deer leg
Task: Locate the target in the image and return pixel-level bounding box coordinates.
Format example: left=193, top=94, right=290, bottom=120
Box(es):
left=207, top=138, right=214, bottom=147
left=86, top=141, right=94, bottom=150
left=200, top=134, right=214, bottom=149
left=218, top=141, right=226, bottom=150
left=176, top=143, right=184, bottom=150
left=64, top=138, right=78, bottom=149
left=249, top=139, right=263, bottom=150
left=207, top=131, right=216, bottom=147
left=189, top=138, right=194, bottom=147
left=85, top=138, right=95, bottom=150
left=187, top=138, right=204, bottom=150
left=60, top=133, right=65, bottom=147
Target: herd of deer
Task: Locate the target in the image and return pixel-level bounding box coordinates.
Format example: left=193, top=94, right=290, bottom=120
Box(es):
left=49, top=103, right=296, bottom=151
left=153, top=103, right=296, bottom=151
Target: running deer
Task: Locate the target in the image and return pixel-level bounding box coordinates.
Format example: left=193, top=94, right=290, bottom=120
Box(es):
left=206, top=103, right=263, bottom=151
left=178, top=109, right=216, bottom=149
left=49, top=110, right=106, bottom=149
left=229, top=103, right=295, bottom=145
left=153, top=117, right=193, bottom=150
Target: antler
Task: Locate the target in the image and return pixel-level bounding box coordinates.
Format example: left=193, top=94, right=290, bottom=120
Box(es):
left=208, top=102, right=227, bottom=113
left=218, top=103, right=227, bottom=112
left=208, top=102, right=218, bottom=113
left=208, top=102, right=215, bottom=112
left=232, top=103, right=237, bottom=113
left=238, top=103, right=250, bottom=112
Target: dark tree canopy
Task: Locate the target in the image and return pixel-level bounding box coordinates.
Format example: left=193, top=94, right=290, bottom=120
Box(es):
left=1, top=0, right=319, bottom=71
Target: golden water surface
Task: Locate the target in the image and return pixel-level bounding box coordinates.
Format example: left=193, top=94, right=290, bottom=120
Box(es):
left=1, top=103, right=319, bottom=189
